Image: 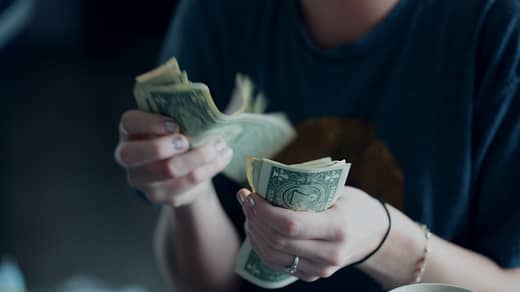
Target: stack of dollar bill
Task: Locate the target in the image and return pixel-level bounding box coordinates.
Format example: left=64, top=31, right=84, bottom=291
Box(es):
left=235, top=157, right=351, bottom=289
left=133, top=58, right=296, bottom=183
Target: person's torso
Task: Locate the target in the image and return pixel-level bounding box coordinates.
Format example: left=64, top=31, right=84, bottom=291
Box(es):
left=196, top=0, right=500, bottom=290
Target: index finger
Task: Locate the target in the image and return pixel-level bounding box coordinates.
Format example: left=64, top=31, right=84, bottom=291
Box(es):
left=247, top=192, right=337, bottom=240
left=120, top=110, right=178, bottom=140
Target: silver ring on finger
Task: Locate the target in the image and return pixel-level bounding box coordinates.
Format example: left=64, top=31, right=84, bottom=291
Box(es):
left=285, top=255, right=300, bottom=274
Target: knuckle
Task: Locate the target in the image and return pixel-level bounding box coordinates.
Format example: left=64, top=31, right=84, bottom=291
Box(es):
left=281, top=217, right=299, bottom=237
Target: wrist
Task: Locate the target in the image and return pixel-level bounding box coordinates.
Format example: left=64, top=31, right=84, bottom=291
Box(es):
left=348, top=197, right=392, bottom=267
left=357, top=205, right=424, bottom=288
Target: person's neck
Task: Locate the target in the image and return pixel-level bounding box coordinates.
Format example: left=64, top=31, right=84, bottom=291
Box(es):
left=300, top=0, right=400, bottom=49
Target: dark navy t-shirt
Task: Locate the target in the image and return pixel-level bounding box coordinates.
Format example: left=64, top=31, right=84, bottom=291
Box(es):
left=159, top=0, right=520, bottom=290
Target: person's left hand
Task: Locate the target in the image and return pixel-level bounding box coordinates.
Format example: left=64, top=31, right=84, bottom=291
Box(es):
left=237, top=186, right=389, bottom=282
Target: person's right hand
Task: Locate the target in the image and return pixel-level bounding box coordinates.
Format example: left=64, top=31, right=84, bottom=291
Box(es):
left=114, top=110, right=234, bottom=207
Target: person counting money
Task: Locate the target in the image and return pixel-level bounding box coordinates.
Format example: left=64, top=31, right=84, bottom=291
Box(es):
left=114, top=0, right=520, bottom=291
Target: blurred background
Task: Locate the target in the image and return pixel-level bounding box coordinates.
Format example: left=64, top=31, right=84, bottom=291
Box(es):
left=0, top=0, right=178, bottom=290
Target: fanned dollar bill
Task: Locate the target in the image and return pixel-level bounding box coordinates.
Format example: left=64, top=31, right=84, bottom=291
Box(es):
left=133, top=57, right=296, bottom=183
left=236, top=157, right=351, bottom=289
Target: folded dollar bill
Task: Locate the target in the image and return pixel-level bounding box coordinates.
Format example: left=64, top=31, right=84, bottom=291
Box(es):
left=133, top=58, right=296, bottom=183
left=236, top=157, right=351, bottom=289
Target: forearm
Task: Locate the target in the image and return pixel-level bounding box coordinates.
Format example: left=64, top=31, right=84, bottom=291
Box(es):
left=154, top=182, right=241, bottom=292
left=359, top=205, right=520, bottom=291
left=423, top=234, right=519, bottom=291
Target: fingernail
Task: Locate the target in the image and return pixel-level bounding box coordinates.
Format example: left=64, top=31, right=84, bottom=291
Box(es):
left=247, top=195, right=255, bottom=207
left=237, top=192, right=245, bottom=206
left=165, top=121, right=178, bottom=133
left=172, top=136, right=187, bottom=150
left=214, top=138, right=227, bottom=152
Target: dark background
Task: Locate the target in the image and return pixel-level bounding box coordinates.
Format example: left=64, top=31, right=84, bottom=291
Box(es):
left=1, top=0, right=178, bottom=290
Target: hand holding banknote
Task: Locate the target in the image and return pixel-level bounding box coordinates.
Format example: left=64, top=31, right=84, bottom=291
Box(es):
left=236, top=158, right=390, bottom=287
left=114, top=110, right=234, bottom=207
left=115, top=57, right=295, bottom=207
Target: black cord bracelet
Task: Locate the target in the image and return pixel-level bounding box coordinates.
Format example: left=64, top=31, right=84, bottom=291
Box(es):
left=349, top=197, right=392, bottom=266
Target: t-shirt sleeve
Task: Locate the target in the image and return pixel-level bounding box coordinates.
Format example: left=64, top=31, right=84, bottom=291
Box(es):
left=471, top=0, right=520, bottom=268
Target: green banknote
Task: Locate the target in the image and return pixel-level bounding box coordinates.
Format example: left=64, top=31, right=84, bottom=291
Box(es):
left=133, top=58, right=296, bottom=183
left=236, top=157, right=351, bottom=289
